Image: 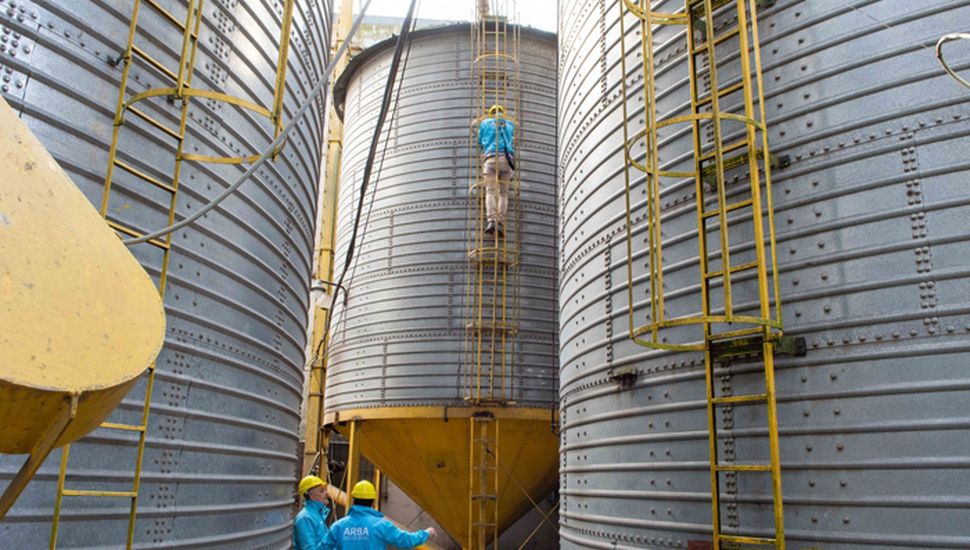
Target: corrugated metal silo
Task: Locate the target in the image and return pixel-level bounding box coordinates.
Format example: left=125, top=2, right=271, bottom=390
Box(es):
left=558, top=0, right=970, bottom=548
left=326, top=23, right=559, bottom=546
left=0, top=0, right=331, bottom=547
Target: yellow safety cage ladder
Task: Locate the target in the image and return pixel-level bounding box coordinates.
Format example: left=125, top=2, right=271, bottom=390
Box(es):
left=49, top=1, right=296, bottom=548
left=617, top=0, right=802, bottom=548
left=464, top=0, right=521, bottom=547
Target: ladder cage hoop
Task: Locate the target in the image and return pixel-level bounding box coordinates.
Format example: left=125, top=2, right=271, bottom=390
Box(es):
left=464, top=0, right=521, bottom=406
left=619, top=0, right=783, bottom=352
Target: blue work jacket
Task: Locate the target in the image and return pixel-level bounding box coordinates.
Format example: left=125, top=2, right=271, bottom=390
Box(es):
left=478, top=116, right=516, bottom=157
left=327, top=505, right=429, bottom=549
left=293, top=500, right=333, bottom=550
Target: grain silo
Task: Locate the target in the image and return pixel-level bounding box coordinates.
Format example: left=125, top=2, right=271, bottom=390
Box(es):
left=0, top=0, right=332, bottom=547
left=326, top=22, right=559, bottom=547
left=558, top=0, right=970, bottom=548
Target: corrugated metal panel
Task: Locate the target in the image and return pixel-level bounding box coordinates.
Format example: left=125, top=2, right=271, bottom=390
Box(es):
left=558, top=0, right=970, bottom=548
left=325, top=25, right=559, bottom=410
left=0, top=0, right=331, bottom=547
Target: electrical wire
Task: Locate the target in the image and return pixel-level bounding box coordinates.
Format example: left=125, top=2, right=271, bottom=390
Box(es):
left=937, top=33, right=970, bottom=90
left=846, top=2, right=936, bottom=56
left=331, top=2, right=420, bottom=338
left=312, top=0, right=419, bottom=365
left=123, top=0, right=374, bottom=245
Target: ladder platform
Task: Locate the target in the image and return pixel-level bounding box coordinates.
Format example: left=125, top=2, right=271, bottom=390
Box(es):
left=717, top=533, right=777, bottom=546
left=711, top=393, right=767, bottom=405
left=465, top=321, right=517, bottom=334
left=468, top=247, right=518, bottom=265
left=715, top=464, right=772, bottom=472
left=701, top=148, right=789, bottom=185
left=61, top=489, right=137, bottom=498
left=711, top=334, right=806, bottom=361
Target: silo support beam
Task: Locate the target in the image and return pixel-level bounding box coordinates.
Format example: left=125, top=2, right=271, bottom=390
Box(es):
left=345, top=419, right=360, bottom=515
left=0, top=396, right=75, bottom=519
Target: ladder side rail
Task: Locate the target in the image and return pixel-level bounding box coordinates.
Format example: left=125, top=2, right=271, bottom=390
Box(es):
left=698, top=0, right=735, bottom=319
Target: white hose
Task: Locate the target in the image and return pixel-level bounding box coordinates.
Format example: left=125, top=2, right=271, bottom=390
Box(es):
left=936, top=32, right=970, bottom=91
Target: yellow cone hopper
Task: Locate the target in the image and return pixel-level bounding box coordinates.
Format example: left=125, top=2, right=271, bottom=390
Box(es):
left=0, top=96, right=166, bottom=517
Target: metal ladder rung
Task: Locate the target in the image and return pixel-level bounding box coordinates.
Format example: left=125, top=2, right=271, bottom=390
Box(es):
left=715, top=464, right=772, bottom=472
left=708, top=326, right=766, bottom=341
left=61, top=489, right=137, bottom=498
left=471, top=494, right=498, bottom=500
left=143, top=0, right=198, bottom=36
left=697, top=81, right=744, bottom=106
left=692, top=27, right=741, bottom=54
left=705, top=260, right=759, bottom=280
left=128, top=106, right=182, bottom=140
left=711, top=393, right=767, bottom=405
left=701, top=198, right=753, bottom=219
left=130, top=45, right=180, bottom=82
left=106, top=220, right=171, bottom=250
left=100, top=422, right=147, bottom=432
left=699, top=139, right=748, bottom=163
left=114, top=159, right=177, bottom=193
left=718, top=534, right=777, bottom=545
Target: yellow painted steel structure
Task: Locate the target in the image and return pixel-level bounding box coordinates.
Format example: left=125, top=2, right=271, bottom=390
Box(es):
left=0, top=96, right=165, bottom=518
left=619, top=0, right=785, bottom=547
left=47, top=1, right=297, bottom=547
left=465, top=2, right=522, bottom=406
left=323, top=407, right=558, bottom=548
left=461, top=1, right=538, bottom=547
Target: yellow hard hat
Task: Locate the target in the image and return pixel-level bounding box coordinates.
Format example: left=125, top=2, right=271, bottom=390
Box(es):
left=351, top=480, right=377, bottom=500
left=299, top=475, right=326, bottom=495
left=488, top=104, right=505, bottom=116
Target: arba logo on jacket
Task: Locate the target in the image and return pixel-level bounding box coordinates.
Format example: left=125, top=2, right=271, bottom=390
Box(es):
left=344, top=527, right=370, bottom=538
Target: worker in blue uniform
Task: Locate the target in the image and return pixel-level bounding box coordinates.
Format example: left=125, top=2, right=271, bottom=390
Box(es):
left=327, top=480, right=436, bottom=549
left=293, top=475, right=334, bottom=550
left=477, top=104, right=516, bottom=236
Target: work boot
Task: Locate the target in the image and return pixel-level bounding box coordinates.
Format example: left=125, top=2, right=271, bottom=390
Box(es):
left=484, top=220, right=496, bottom=234
left=495, top=222, right=505, bottom=237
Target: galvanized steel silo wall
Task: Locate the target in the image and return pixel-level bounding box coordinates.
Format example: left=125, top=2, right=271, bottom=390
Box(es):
left=0, top=0, right=331, bottom=547
left=559, top=1, right=970, bottom=548
left=326, top=24, right=558, bottom=411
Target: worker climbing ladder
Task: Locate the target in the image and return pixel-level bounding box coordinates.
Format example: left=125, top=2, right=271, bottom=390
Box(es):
left=618, top=0, right=793, bottom=548
left=49, top=1, right=295, bottom=548
left=464, top=1, right=520, bottom=547
left=464, top=0, right=521, bottom=405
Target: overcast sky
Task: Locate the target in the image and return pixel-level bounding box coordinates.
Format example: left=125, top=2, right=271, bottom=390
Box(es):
left=352, top=0, right=557, bottom=32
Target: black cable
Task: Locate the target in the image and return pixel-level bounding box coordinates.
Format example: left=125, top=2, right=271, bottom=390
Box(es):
left=317, top=0, right=418, bottom=360
left=341, top=6, right=419, bottom=309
